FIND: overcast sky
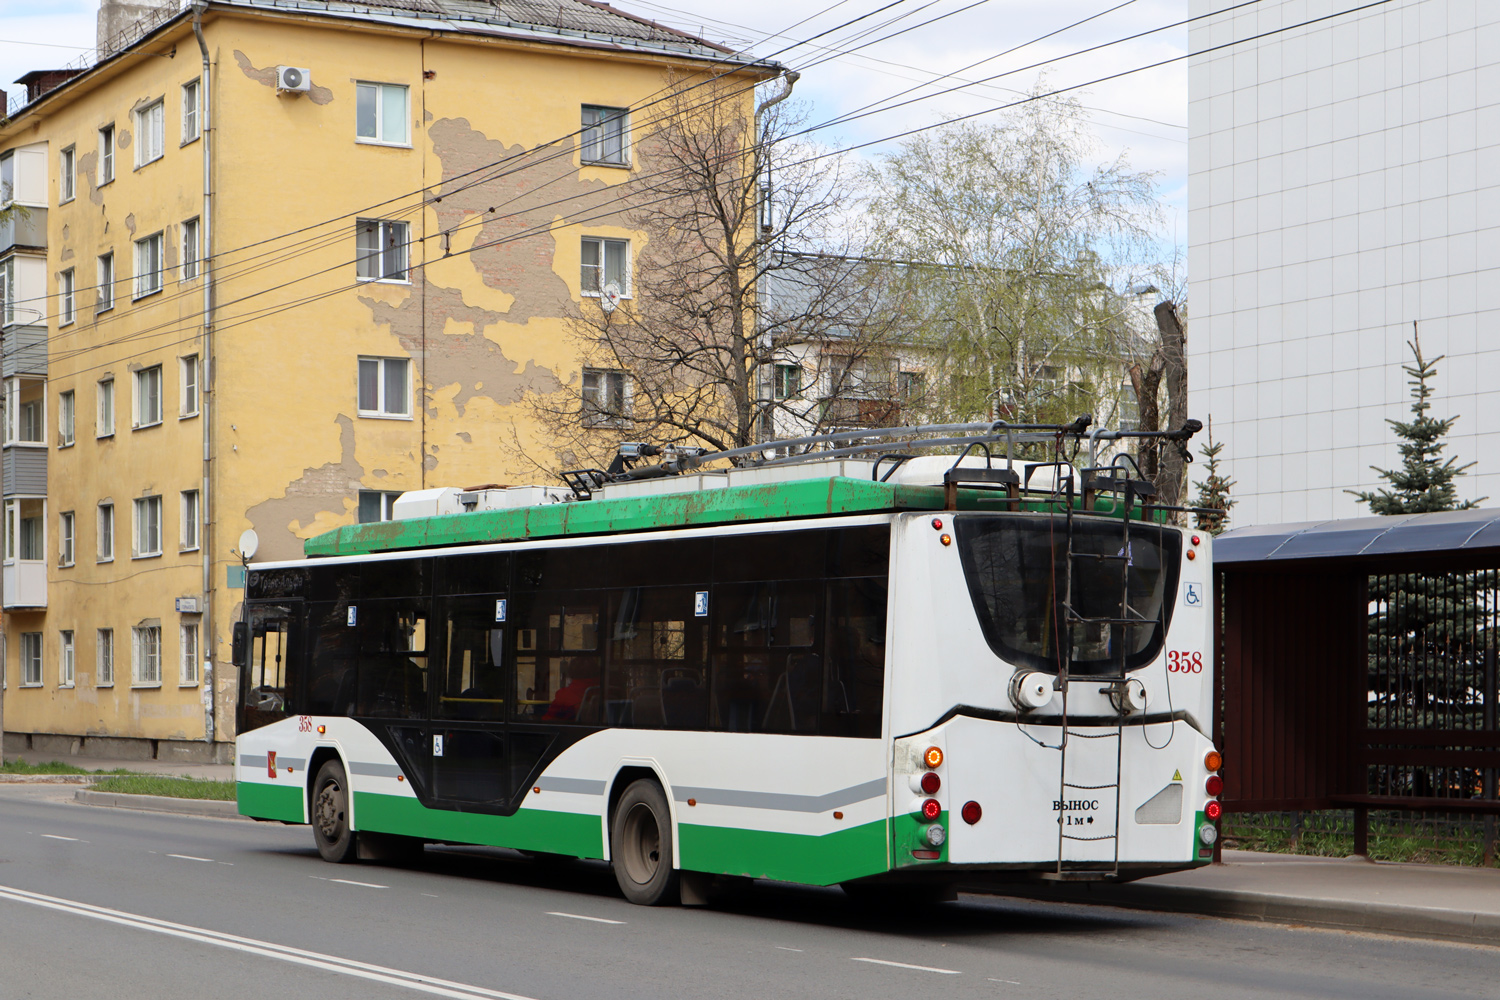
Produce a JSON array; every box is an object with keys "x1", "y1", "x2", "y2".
[{"x1": 0, "y1": 0, "x2": 1189, "y2": 244}]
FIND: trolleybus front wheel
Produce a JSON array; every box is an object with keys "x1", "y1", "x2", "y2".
[
  {"x1": 312, "y1": 760, "x2": 358, "y2": 864},
  {"x1": 610, "y1": 779, "x2": 679, "y2": 905}
]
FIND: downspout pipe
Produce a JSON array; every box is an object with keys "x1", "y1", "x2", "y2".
[{"x1": 192, "y1": 2, "x2": 215, "y2": 751}]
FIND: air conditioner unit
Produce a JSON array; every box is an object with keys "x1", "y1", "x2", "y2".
[{"x1": 276, "y1": 66, "x2": 311, "y2": 94}]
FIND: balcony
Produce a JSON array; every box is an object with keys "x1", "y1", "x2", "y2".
[
  {"x1": 2, "y1": 322, "x2": 46, "y2": 378},
  {"x1": 2, "y1": 495, "x2": 46, "y2": 609},
  {"x1": 0, "y1": 206, "x2": 46, "y2": 254},
  {"x1": 3, "y1": 558, "x2": 46, "y2": 609},
  {"x1": 2, "y1": 446, "x2": 45, "y2": 496},
  {"x1": 818, "y1": 396, "x2": 902, "y2": 430}
]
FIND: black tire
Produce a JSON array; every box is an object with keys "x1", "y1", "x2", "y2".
[
  {"x1": 610, "y1": 779, "x2": 679, "y2": 905},
  {"x1": 312, "y1": 760, "x2": 358, "y2": 864}
]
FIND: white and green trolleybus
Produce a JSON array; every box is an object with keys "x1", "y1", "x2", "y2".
[{"x1": 235, "y1": 421, "x2": 1224, "y2": 905}]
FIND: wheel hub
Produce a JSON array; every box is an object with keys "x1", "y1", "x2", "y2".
[
  {"x1": 315, "y1": 781, "x2": 344, "y2": 841},
  {"x1": 621, "y1": 802, "x2": 660, "y2": 885}
]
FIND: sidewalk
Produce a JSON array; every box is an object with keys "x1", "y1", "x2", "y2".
[
  {"x1": 2, "y1": 750, "x2": 234, "y2": 781},
  {"x1": 1003, "y1": 850, "x2": 1500, "y2": 946}
]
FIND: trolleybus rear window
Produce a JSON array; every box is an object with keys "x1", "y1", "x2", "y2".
[{"x1": 955, "y1": 515, "x2": 1180, "y2": 676}]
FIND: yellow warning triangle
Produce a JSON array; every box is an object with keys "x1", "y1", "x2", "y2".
[{"x1": 1172, "y1": 770, "x2": 1182, "y2": 782}]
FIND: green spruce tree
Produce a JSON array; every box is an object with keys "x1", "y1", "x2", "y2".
[
  {"x1": 1349, "y1": 330, "x2": 1483, "y2": 513},
  {"x1": 1190, "y1": 417, "x2": 1236, "y2": 535}
]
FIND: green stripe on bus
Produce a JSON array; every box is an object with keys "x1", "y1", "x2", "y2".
[
  {"x1": 352, "y1": 792, "x2": 604, "y2": 859},
  {"x1": 890, "y1": 809, "x2": 948, "y2": 867},
  {"x1": 676, "y1": 819, "x2": 887, "y2": 886},
  {"x1": 237, "y1": 781, "x2": 304, "y2": 823}
]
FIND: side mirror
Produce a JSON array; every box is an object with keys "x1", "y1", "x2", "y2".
[{"x1": 232, "y1": 621, "x2": 250, "y2": 668}]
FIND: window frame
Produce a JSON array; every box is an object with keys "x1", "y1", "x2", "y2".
[
  {"x1": 131, "y1": 625, "x2": 162, "y2": 687},
  {"x1": 132, "y1": 494, "x2": 162, "y2": 559},
  {"x1": 181, "y1": 217, "x2": 200, "y2": 282},
  {"x1": 179, "y1": 622, "x2": 199, "y2": 686},
  {"x1": 133, "y1": 364, "x2": 163, "y2": 429},
  {"x1": 357, "y1": 489, "x2": 402, "y2": 523},
  {"x1": 772, "y1": 363, "x2": 803, "y2": 400},
  {"x1": 59, "y1": 145, "x2": 76, "y2": 203},
  {"x1": 181, "y1": 79, "x2": 201, "y2": 145},
  {"x1": 179, "y1": 354, "x2": 199, "y2": 417},
  {"x1": 97, "y1": 377, "x2": 115, "y2": 438},
  {"x1": 134, "y1": 98, "x2": 165, "y2": 168},
  {"x1": 96, "y1": 628, "x2": 114, "y2": 687},
  {"x1": 98, "y1": 124, "x2": 115, "y2": 185},
  {"x1": 354, "y1": 81, "x2": 411, "y2": 147},
  {"x1": 580, "y1": 236, "x2": 630, "y2": 298},
  {"x1": 180, "y1": 489, "x2": 199, "y2": 551},
  {"x1": 133, "y1": 231, "x2": 164, "y2": 300},
  {"x1": 97, "y1": 501, "x2": 114, "y2": 562},
  {"x1": 97, "y1": 252, "x2": 114, "y2": 313},
  {"x1": 58, "y1": 510, "x2": 74, "y2": 567},
  {"x1": 58, "y1": 389, "x2": 75, "y2": 447},
  {"x1": 20, "y1": 631, "x2": 42, "y2": 687},
  {"x1": 354, "y1": 218, "x2": 410, "y2": 283},
  {"x1": 356, "y1": 355, "x2": 412, "y2": 419},
  {"x1": 580, "y1": 105, "x2": 629, "y2": 166},
  {"x1": 59, "y1": 267, "x2": 75, "y2": 326},
  {"x1": 581, "y1": 367, "x2": 629, "y2": 427},
  {"x1": 59, "y1": 630, "x2": 75, "y2": 688}
]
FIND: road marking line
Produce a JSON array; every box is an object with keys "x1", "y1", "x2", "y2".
[
  {"x1": 851, "y1": 957, "x2": 961, "y2": 975},
  {"x1": 217, "y1": 862, "x2": 235, "y2": 866},
  {"x1": 166, "y1": 854, "x2": 214, "y2": 863},
  {"x1": 421, "y1": 894, "x2": 440, "y2": 898},
  {"x1": 989, "y1": 979, "x2": 1022, "y2": 985},
  {"x1": 41, "y1": 835, "x2": 80, "y2": 842},
  {"x1": 546, "y1": 911, "x2": 624, "y2": 925},
  {"x1": 0, "y1": 883, "x2": 538, "y2": 1000},
  {"x1": 775, "y1": 946, "x2": 804, "y2": 952},
  {"x1": 329, "y1": 878, "x2": 388, "y2": 889}
]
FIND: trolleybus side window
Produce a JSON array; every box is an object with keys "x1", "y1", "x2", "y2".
[
  {"x1": 304, "y1": 600, "x2": 358, "y2": 716},
  {"x1": 606, "y1": 586, "x2": 706, "y2": 729},
  {"x1": 237, "y1": 602, "x2": 299, "y2": 733},
  {"x1": 824, "y1": 576, "x2": 887, "y2": 738},
  {"x1": 355, "y1": 597, "x2": 429, "y2": 718},
  {"x1": 435, "y1": 596, "x2": 507, "y2": 722},
  {"x1": 513, "y1": 596, "x2": 602, "y2": 723}
]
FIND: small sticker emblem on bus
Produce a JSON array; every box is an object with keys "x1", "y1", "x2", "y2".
[
  {"x1": 495, "y1": 599, "x2": 507, "y2": 622},
  {"x1": 433, "y1": 735, "x2": 444, "y2": 757},
  {"x1": 1183, "y1": 583, "x2": 1203, "y2": 607},
  {"x1": 347, "y1": 605, "x2": 358, "y2": 626},
  {"x1": 694, "y1": 591, "x2": 709, "y2": 617}
]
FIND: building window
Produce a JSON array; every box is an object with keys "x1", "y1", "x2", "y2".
[
  {"x1": 5, "y1": 378, "x2": 44, "y2": 445},
  {"x1": 97, "y1": 628, "x2": 114, "y2": 687},
  {"x1": 5, "y1": 499, "x2": 43, "y2": 563},
  {"x1": 181, "y1": 79, "x2": 200, "y2": 144},
  {"x1": 133, "y1": 495, "x2": 162, "y2": 558},
  {"x1": 1, "y1": 256, "x2": 13, "y2": 326},
  {"x1": 581, "y1": 368, "x2": 628, "y2": 426},
  {"x1": 357, "y1": 490, "x2": 401, "y2": 523},
  {"x1": 59, "y1": 631, "x2": 74, "y2": 687},
  {"x1": 357, "y1": 356, "x2": 410, "y2": 417},
  {"x1": 59, "y1": 268, "x2": 74, "y2": 325},
  {"x1": 131, "y1": 625, "x2": 161, "y2": 686},
  {"x1": 355, "y1": 82, "x2": 409, "y2": 145},
  {"x1": 181, "y1": 217, "x2": 199, "y2": 281},
  {"x1": 59, "y1": 511, "x2": 74, "y2": 567},
  {"x1": 20, "y1": 632, "x2": 42, "y2": 686},
  {"x1": 134, "y1": 232, "x2": 164, "y2": 299},
  {"x1": 60, "y1": 145, "x2": 75, "y2": 202},
  {"x1": 134, "y1": 365, "x2": 162, "y2": 428},
  {"x1": 355, "y1": 219, "x2": 409, "y2": 281},
  {"x1": 97, "y1": 502, "x2": 114, "y2": 562},
  {"x1": 59, "y1": 390, "x2": 75, "y2": 446},
  {"x1": 0, "y1": 150, "x2": 11, "y2": 205},
  {"x1": 581, "y1": 105, "x2": 628, "y2": 165},
  {"x1": 898, "y1": 370, "x2": 925, "y2": 402},
  {"x1": 772, "y1": 363, "x2": 802, "y2": 399},
  {"x1": 97, "y1": 252, "x2": 114, "y2": 312},
  {"x1": 179, "y1": 623, "x2": 199, "y2": 686},
  {"x1": 180, "y1": 489, "x2": 199, "y2": 550},
  {"x1": 580, "y1": 237, "x2": 628, "y2": 296},
  {"x1": 180, "y1": 355, "x2": 198, "y2": 417},
  {"x1": 97, "y1": 378, "x2": 115, "y2": 437},
  {"x1": 135, "y1": 99, "x2": 165, "y2": 167},
  {"x1": 99, "y1": 125, "x2": 114, "y2": 184}
]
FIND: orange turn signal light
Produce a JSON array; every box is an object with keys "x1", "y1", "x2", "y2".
[
  {"x1": 317, "y1": 725, "x2": 326, "y2": 734},
  {"x1": 1186, "y1": 550, "x2": 1197, "y2": 560},
  {"x1": 1205, "y1": 750, "x2": 1223, "y2": 772},
  {"x1": 940, "y1": 534, "x2": 952, "y2": 547},
  {"x1": 924, "y1": 746, "x2": 944, "y2": 769}
]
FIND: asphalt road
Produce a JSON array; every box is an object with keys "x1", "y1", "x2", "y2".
[{"x1": 1, "y1": 785, "x2": 1495, "y2": 1000}]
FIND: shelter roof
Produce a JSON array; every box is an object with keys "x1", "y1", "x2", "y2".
[{"x1": 1215, "y1": 508, "x2": 1500, "y2": 566}]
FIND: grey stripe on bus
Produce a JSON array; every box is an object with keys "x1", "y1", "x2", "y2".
[
  {"x1": 238, "y1": 754, "x2": 307, "y2": 771},
  {"x1": 535, "y1": 776, "x2": 607, "y2": 796},
  {"x1": 239, "y1": 754, "x2": 266, "y2": 769},
  {"x1": 349, "y1": 762, "x2": 404, "y2": 778},
  {"x1": 672, "y1": 778, "x2": 886, "y2": 813}
]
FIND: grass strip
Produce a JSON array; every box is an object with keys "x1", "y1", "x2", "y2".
[
  {"x1": 1, "y1": 759, "x2": 134, "y2": 776},
  {"x1": 88, "y1": 775, "x2": 237, "y2": 801}
]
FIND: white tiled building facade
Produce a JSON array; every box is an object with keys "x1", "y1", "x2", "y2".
[{"x1": 1188, "y1": 0, "x2": 1500, "y2": 525}]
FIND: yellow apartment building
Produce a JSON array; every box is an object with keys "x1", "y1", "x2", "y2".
[{"x1": 0, "y1": 0, "x2": 775, "y2": 761}]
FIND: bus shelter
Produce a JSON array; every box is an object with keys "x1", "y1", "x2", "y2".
[{"x1": 1213, "y1": 509, "x2": 1500, "y2": 861}]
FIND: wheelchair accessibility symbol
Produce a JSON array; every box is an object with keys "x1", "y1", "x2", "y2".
[{"x1": 1184, "y1": 582, "x2": 1203, "y2": 607}]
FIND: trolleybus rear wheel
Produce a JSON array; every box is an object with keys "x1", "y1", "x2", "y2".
[
  {"x1": 611, "y1": 779, "x2": 679, "y2": 905},
  {"x1": 312, "y1": 760, "x2": 358, "y2": 864}
]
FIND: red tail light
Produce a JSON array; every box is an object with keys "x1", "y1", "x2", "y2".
[
  {"x1": 1206, "y1": 774, "x2": 1224, "y2": 796},
  {"x1": 921, "y1": 798, "x2": 941, "y2": 821},
  {"x1": 1205, "y1": 800, "x2": 1223, "y2": 820},
  {"x1": 920, "y1": 772, "x2": 941, "y2": 794},
  {"x1": 961, "y1": 800, "x2": 982, "y2": 825}
]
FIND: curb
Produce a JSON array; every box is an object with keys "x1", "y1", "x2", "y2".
[
  {"x1": 74, "y1": 789, "x2": 245, "y2": 820},
  {"x1": 998, "y1": 882, "x2": 1500, "y2": 947}
]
